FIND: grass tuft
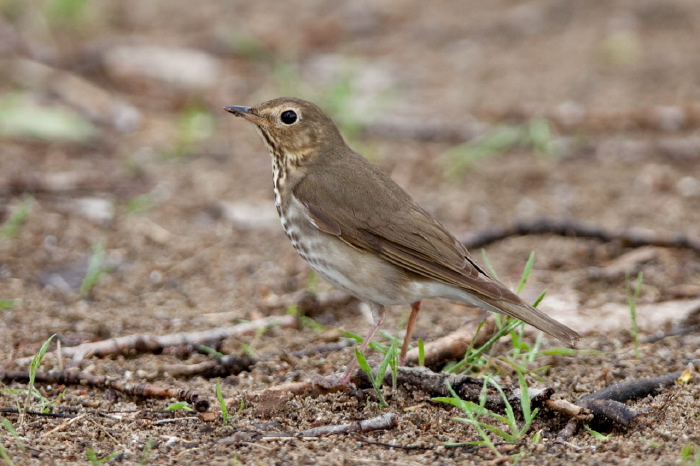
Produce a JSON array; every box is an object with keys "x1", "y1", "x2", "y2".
[
  {"x1": 0, "y1": 197, "x2": 32, "y2": 238},
  {"x1": 216, "y1": 379, "x2": 229, "y2": 425},
  {"x1": 22, "y1": 335, "x2": 56, "y2": 419},
  {"x1": 86, "y1": 448, "x2": 122, "y2": 466},
  {"x1": 434, "y1": 368, "x2": 539, "y2": 453},
  {"x1": 79, "y1": 240, "x2": 106, "y2": 297}
]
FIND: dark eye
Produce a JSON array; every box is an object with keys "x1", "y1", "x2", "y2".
[{"x1": 280, "y1": 110, "x2": 297, "y2": 125}]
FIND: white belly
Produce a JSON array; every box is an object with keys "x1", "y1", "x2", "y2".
[
  {"x1": 277, "y1": 194, "x2": 497, "y2": 311},
  {"x1": 279, "y1": 195, "x2": 417, "y2": 305}
]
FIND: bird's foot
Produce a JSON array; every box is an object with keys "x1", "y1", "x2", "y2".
[{"x1": 310, "y1": 372, "x2": 355, "y2": 392}]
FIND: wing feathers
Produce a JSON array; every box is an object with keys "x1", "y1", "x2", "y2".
[
  {"x1": 304, "y1": 201, "x2": 341, "y2": 235},
  {"x1": 292, "y1": 152, "x2": 579, "y2": 344}
]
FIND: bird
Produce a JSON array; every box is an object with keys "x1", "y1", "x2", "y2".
[{"x1": 225, "y1": 97, "x2": 579, "y2": 386}]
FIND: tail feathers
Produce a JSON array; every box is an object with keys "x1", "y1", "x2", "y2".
[{"x1": 479, "y1": 297, "x2": 580, "y2": 346}]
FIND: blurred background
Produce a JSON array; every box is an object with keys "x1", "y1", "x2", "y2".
[{"x1": 1, "y1": 0, "x2": 699, "y2": 350}]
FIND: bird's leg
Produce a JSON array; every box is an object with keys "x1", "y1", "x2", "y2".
[
  {"x1": 336, "y1": 304, "x2": 385, "y2": 386},
  {"x1": 399, "y1": 301, "x2": 421, "y2": 365},
  {"x1": 313, "y1": 304, "x2": 385, "y2": 389}
]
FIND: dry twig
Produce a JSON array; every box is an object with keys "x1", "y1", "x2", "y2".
[
  {"x1": 578, "y1": 371, "x2": 682, "y2": 403},
  {"x1": 14, "y1": 314, "x2": 297, "y2": 365},
  {"x1": 543, "y1": 399, "x2": 592, "y2": 423},
  {"x1": 460, "y1": 217, "x2": 700, "y2": 252},
  {"x1": 290, "y1": 340, "x2": 355, "y2": 359},
  {"x1": 0, "y1": 369, "x2": 210, "y2": 412},
  {"x1": 159, "y1": 354, "x2": 256, "y2": 378},
  {"x1": 261, "y1": 413, "x2": 397, "y2": 438},
  {"x1": 557, "y1": 370, "x2": 683, "y2": 440}
]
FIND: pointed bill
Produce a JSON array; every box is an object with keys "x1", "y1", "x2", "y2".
[{"x1": 224, "y1": 105, "x2": 269, "y2": 125}]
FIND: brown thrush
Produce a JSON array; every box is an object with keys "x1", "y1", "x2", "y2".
[{"x1": 225, "y1": 97, "x2": 579, "y2": 385}]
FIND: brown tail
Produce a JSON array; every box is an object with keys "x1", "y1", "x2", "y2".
[{"x1": 480, "y1": 297, "x2": 580, "y2": 345}]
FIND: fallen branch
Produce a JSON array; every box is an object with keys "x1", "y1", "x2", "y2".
[
  {"x1": 0, "y1": 369, "x2": 210, "y2": 412},
  {"x1": 557, "y1": 370, "x2": 684, "y2": 440},
  {"x1": 250, "y1": 352, "x2": 685, "y2": 442},
  {"x1": 543, "y1": 399, "x2": 593, "y2": 423},
  {"x1": 0, "y1": 407, "x2": 77, "y2": 418},
  {"x1": 643, "y1": 326, "x2": 700, "y2": 344},
  {"x1": 262, "y1": 413, "x2": 397, "y2": 438},
  {"x1": 159, "y1": 354, "x2": 256, "y2": 378},
  {"x1": 258, "y1": 368, "x2": 497, "y2": 405},
  {"x1": 575, "y1": 399, "x2": 637, "y2": 427},
  {"x1": 15, "y1": 314, "x2": 297, "y2": 365},
  {"x1": 579, "y1": 371, "x2": 682, "y2": 403},
  {"x1": 460, "y1": 217, "x2": 700, "y2": 252},
  {"x1": 262, "y1": 366, "x2": 566, "y2": 419},
  {"x1": 352, "y1": 435, "x2": 434, "y2": 450}
]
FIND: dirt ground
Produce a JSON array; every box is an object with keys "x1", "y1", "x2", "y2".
[{"x1": 1, "y1": 1, "x2": 700, "y2": 464}]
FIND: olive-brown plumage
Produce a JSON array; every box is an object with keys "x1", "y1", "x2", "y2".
[{"x1": 226, "y1": 97, "x2": 578, "y2": 384}]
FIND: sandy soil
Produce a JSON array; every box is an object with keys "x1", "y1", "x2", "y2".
[{"x1": 1, "y1": 1, "x2": 700, "y2": 464}]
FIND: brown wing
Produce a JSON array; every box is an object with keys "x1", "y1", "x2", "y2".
[
  {"x1": 295, "y1": 149, "x2": 579, "y2": 344},
  {"x1": 295, "y1": 148, "x2": 511, "y2": 302}
]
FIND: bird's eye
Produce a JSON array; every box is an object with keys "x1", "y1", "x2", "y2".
[{"x1": 280, "y1": 110, "x2": 298, "y2": 125}]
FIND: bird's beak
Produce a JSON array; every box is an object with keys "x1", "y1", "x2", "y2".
[{"x1": 224, "y1": 105, "x2": 269, "y2": 125}]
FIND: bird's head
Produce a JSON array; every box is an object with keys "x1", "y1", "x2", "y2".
[{"x1": 225, "y1": 97, "x2": 345, "y2": 167}]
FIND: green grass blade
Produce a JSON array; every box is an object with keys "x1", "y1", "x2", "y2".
[
  {"x1": 339, "y1": 329, "x2": 389, "y2": 352},
  {"x1": 355, "y1": 348, "x2": 387, "y2": 406},
  {"x1": 79, "y1": 240, "x2": 105, "y2": 297},
  {"x1": 165, "y1": 401, "x2": 193, "y2": 411},
  {"x1": 375, "y1": 340, "x2": 395, "y2": 390},
  {"x1": 417, "y1": 339, "x2": 425, "y2": 367},
  {"x1": 0, "y1": 418, "x2": 24, "y2": 452},
  {"x1": 354, "y1": 348, "x2": 372, "y2": 377},
  {"x1": 199, "y1": 345, "x2": 224, "y2": 359},
  {"x1": 0, "y1": 197, "x2": 32, "y2": 238},
  {"x1": 486, "y1": 377, "x2": 517, "y2": 432},
  {"x1": 478, "y1": 422, "x2": 517, "y2": 443},
  {"x1": 517, "y1": 370, "x2": 532, "y2": 421},
  {"x1": 0, "y1": 443, "x2": 11, "y2": 466},
  {"x1": 584, "y1": 424, "x2": 613, "y2": 441},
  {"x1": 449, "y1": 319, "x2": 519, "y2": 373},
  {"x1": 532, "y1": 289, "x2": 547, "y2": 307},
  {"x1": 25, "y1": 335, "x2": 56, "y2": 414},
  {"x1": 480, "y1": 249, "x2": 499, "y2": 279},
  {"x1": 215, "y1": 379, "x2": 228, "y2": 425},
  {"x1": 0, "y1": 299, "x2": 17, "y2": 310},
  {"x1": 517, "y1": 251, "x2": 536, "y2": 294},
  {"x1": 443, "y1": 382, "x2": 499, "y2": 455},
  {"x1": 138, "y1": 439, "x2": 156, "y2": 465}
]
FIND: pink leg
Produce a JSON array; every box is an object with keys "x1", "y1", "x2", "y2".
[
  {"x1": 314, "y1": 304, "x2": 386, "y2": 388},
  {"x1": 337, "y1": 304, "x2": 385, "y2": 386},
  {"x1": 400, "y1": 301, "x2": 421, "y2": 365}
]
